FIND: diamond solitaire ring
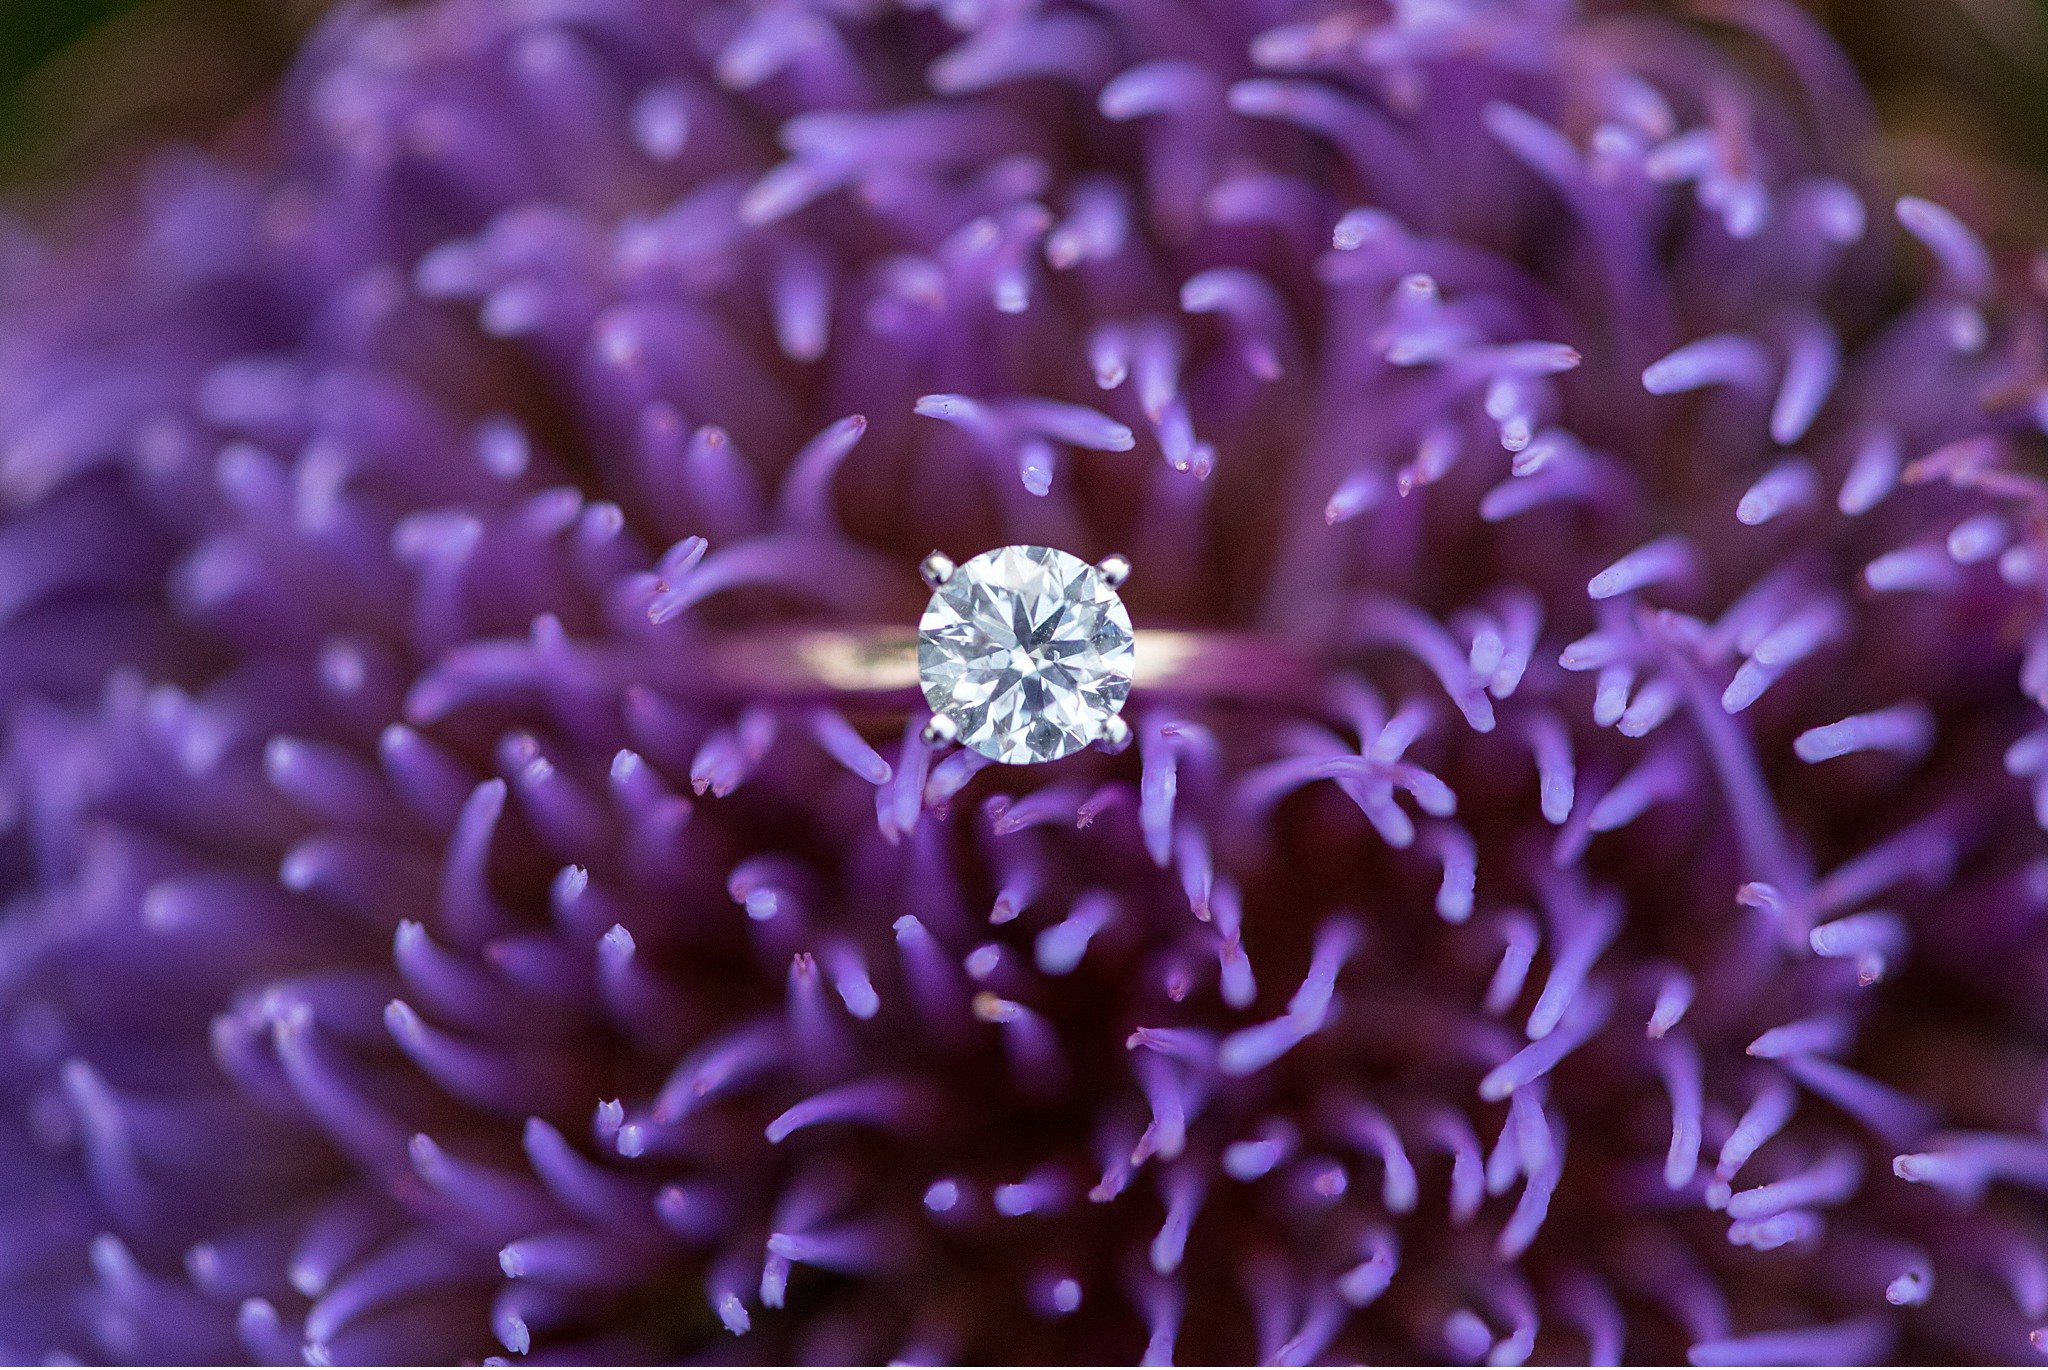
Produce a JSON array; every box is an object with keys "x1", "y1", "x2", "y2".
[{"x1": 688, "y1": 544, "x2": 1318, "y2": 766}]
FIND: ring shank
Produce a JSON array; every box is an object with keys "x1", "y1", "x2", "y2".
[{"x1": 688, "y1": 627, "x2": 1320, "y2": 708}]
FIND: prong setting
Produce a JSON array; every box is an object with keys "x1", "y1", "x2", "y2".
[
  {"x1": 1097, "y1": 713, "x2": 1132, "y2": 753},
  {"x1": 921, "y1": 713, "x2": 959, "y2": 747},
  {"x1": 1096, "y1": 553, "x2": 1132, "y2": 589},
  {"x1": 920, "y1": 551, "x2": 957, "y2": 589},
  {"x1": 917, "y1": 546, "x2": 1136, "y2": 765}
]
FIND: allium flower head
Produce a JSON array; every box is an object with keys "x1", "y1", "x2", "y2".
[{"x1": 5, "y1": 0, "x2": 2048, "y2": 1362}]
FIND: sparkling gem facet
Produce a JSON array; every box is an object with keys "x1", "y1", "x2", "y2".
[{"x1": 918, "y1": 545, "x2": 1136, "y2": 764}]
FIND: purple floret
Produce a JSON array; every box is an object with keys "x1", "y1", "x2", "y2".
[{"x1": 4, "y1": 0, "x2": 2048, "y2": 1361}]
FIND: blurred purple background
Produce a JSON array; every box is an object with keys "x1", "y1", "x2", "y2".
[{"x1": 7, "y1": 0, "x2": 2048, "y2": 194}]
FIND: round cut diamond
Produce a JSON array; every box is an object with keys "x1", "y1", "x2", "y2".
[{"x1": 918, "y1": 545, "x2": 1135, "y2": 764}]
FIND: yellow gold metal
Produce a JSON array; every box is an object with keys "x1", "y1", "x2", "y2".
[{"x1": 689, "y1": 626, "x2": 1316, "y2": 706}]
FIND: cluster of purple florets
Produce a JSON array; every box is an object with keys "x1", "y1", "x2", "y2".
[{"x1": 4, "y1": 0, "x2": 2048, "y2": 1362}]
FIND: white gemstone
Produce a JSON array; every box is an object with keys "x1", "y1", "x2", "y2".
[{"x1": 918, "y1": 545, "x2": 1135, "y2": 764}]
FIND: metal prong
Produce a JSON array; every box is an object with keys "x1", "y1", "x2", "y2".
[
  {"x1": 920, "y1": 551, "x2": 957, "y2": 589},
  {"x1": 921, "y1": 713, "x2": 959, "y2": 747},
  {"x1": 1096, "y1": 553, "x2": 1132, "y2": 589},
  {"x1": 1097, "y1": 713, "x2": 1132, "y2": 753}
]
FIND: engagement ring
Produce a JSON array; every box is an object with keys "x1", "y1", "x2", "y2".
[{"x1": 690, "y1": 544, "x2": 1319, "y2": 766}]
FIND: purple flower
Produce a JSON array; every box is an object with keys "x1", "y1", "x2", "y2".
[{"x1": 4, "y1": 0, "x2": 2048, "y2": 1361}]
